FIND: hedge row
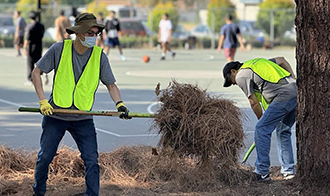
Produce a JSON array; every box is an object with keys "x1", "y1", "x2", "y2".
[{"x1": 0, "y1": 35, "x2": 295, "y2": 49}]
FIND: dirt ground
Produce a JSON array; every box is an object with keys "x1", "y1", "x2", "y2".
[
  {"x1": 0, "y1": 171, "x2": 301, "y2": 196},
  {"x1": 0, "y1": 170, "x2": 301, "y2": 196}
]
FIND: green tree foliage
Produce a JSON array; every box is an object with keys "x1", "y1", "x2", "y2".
[
  {"x1": 86, "y1": 1, "x2": 107, "y2": 17},
  {"x1": 207, "y1": 0, "x2": 235, "y2": 33},
  {"x1": 16, "y1": 0, "x2": 54, "y2": 28},
  {"x1": 147, "y1": 2, "x2": 179, "y2": 33},
  {"x1": 256, "y1": 0, "x2": 295, "y2": 38},
  {"x1": 137, "y1": 0, "x2": 161, "y2": 7},
  {"x1": 138, "y1": 0, "x2": 202, "y2": 8}
]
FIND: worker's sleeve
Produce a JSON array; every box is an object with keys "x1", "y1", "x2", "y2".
[
  {"x1": 236, "y1": 71, "x2": 256, "y2": 98},
  {"x1": 36, "y1": 42, "x2": 61, "y2": 73},
  {"x1": 100, "y1": 52, "x2": 116, "y2": 85}
]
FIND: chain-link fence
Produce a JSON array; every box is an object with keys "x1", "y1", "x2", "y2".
[{"x1": 0, "y1": 3, "x2": 295, "y2": 49}]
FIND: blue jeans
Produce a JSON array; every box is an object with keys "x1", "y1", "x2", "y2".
[
  {"x1": 254, "y1": 98, "x2": 296, "y2": 175},
  {"x1": 33, "y1": 116, "x2": 99, "y2": 196}
]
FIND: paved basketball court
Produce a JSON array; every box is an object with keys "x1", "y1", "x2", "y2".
[{"x1": 0, "y1": 47, "x2": 296, "y2": 166}]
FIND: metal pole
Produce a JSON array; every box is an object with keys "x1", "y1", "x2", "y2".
[
  {"x1": 37, "y1": 0, "x2": 41, "y2": 22},
  {"x1": 130, "y1": 0, "x2": 134, "y2": 18},
  {"x1": 149, "y1": 9, "x2": 153, "y2": 49},
  {"x1": 243, "y1": 4, "x2": 246, "y2": 21},
  {"x1": 270, "y1": 9, "x2": 274, "y2": 48},
  {"x1": 211, "y1": 9, "x2": 215, "y2": 49}
]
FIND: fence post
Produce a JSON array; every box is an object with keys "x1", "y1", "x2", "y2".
[
  {"x1": 270, "y1": 9, "x2": 274, "y2": 48},
  {"x1": 211, "y1": 9, "x2": 215, "y2": 49},
  {"x1": 149, "y1": 9, "x2": 153, "y2": 49}
]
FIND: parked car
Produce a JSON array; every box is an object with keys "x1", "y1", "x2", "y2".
[
  {"x1": 119, "y1": 18, "x2": 151, "y2": 37},
  {"x1": 238, "y1": 20, "x2": 264, "y2": 45},
  {"x1": 172, "y1": 24, "x2": 196, "y2": 49},
  {"x1": 0, "y1": 14, "x2": 15, "y2": 37},
  {"x1": 190, "y1": 24, "x2": 213, "y2": 38}
]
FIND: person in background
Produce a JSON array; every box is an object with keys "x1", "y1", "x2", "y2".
[
  {"x1": 217, "y1": 14, "x2": 244, "y2": 62},
  {"x1": 55, "y1": 10, "x2": 71, "y2": 42},
  {"x1": 96, "y1": 12, "x2": 105, "y2": 48},
  {"x1": 103, "y1": 11, "x2": 125, "y2": 61},
  {"x1": 14, "y1": 10, "x2": 26, "y2": 56},
  {"x1": 158, "y1": 13, "x2": 175, "y2": 60},
  {"x1": 23, "y1": 11, "x2": 44, "y2": 86}
]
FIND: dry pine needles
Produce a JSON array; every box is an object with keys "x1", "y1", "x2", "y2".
[{"x1": 153, "y1": 80, "x2": 244, "y2": 164}]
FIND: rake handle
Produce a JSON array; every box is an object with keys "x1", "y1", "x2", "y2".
[
  {"x1": 242, "y1": 142, "x2": 255, "y2": 164},
  {"x1": 18, "y1": 107, "x2": 155, "y2": 118}
]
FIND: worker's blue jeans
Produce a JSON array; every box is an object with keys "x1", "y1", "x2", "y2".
[
  {"x1": 254, "y1": 97, "x2": 296, "y2": 176},
  {"x1": 33, "y1": 116, "x2": 99, "y2": 196}
]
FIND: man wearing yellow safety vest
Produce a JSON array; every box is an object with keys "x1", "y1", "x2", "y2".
[
  {"x1": 222, "y1": 57, "x2": 297, "y2": 181},
  {"x1": 31, "y1": 13, "x2": 130, "y2": 196}
]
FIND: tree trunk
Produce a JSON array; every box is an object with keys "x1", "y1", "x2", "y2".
[{"x1": 295, "y1": 0, "x2": 330, "y2": 191}]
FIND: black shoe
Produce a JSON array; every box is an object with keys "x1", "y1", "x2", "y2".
[
  {"x1": 172, "y1": 52, "x2": 176, "y2": 59},
  {"x1": 160, "y1": 56, "x2": 165, "y2": 60},
  {"x1": 254, "y1": 173, "x2": 271, "y2": 181}
]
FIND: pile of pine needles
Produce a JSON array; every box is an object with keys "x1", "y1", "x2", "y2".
[{"x1": 153, "y1": 81, "x2": 244, "y2": 165}]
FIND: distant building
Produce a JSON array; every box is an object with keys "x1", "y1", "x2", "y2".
[{"x1": 231, "y1": 0, "x2": 263, "y2": 21}]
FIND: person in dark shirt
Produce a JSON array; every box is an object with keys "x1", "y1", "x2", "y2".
[
  {"x1": 103, "y1": 11, "x2": 125, "y2": 61},
  {"x1": 23, "y1": 11, "x2": 45, "y2": 86},
  {"x1": 217, "y1": 14, "x2": 244, "y2": 62}
]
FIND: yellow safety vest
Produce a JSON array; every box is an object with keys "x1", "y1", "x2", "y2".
[
  {"x1": 53, "y1": 40, "x2": 102, "y2": 111},
  {"x1": 240, "y1": 58, "x2": 291, "y2": 110}
]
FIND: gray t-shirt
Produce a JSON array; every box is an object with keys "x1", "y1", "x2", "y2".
[
  {"x1": 235, "y1": 58, "x2": 296, "y2": 104},
  {"x1": 15, "y1": 16, "x2": 26, "y2": 36},
  {"x1": 36, "y1": 42, "x2": 116, "y2": 121}
]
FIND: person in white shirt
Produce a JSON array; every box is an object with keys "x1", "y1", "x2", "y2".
[{"x1": 158, "y1": 13, "x2": 175, "y2": 60}]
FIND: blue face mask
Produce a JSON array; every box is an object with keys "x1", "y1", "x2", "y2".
[{"x1": 79, "y1": 36, "x2": 97, "y2": 48}]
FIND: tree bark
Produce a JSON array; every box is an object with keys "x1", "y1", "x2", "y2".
[{"x1": 295, "y1": 0, "x2": 330, "y2": 191}]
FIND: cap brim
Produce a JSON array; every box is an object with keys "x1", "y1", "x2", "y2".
[
  {"x1": 66, "y1": 23, "x2": 105, "y2": 35},
  {"x1": 223, "y1": 74, "x2": 232, "y2": 87}
]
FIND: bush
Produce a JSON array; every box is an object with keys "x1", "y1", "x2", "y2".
[
  {"x1": 207, "y1": 0, "x2": 236, "y2": 33},
  {"x1": 256, "y1": 0, "x2": 295, "y2": 39},
  {"x1": 0, "y1": 35, "x2": 56, "y2": 48},
  {"x1": 147, "y1": 2, "x2": 179, "y2": 33},
  {"x1": 119, "y1": 36, "x2": 150, "y2": 48},
  {"x1": 0, "y1": 35, "x2": 14, "y2": 48}
]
